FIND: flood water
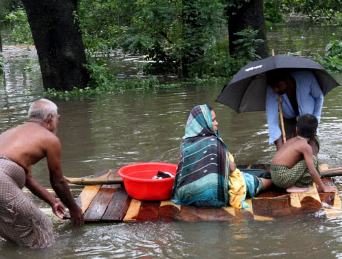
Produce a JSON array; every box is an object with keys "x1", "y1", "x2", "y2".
[{"x1": 1, "y1": 21, "x2": 342, "y2": 258}]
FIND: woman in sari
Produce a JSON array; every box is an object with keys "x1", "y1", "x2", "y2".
[{"x1": 171, "y1": 104, "x2": 272, "y2": 208}]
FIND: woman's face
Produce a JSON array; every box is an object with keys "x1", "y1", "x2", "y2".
[{"x1": 210, "y1": 110, "x2": 218, "y2": 134}]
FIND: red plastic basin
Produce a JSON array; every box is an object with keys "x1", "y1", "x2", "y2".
[{"x1": 118, "y1": 162, "x2": 177, "y2": 200}]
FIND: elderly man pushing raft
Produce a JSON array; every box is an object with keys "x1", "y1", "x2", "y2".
[{"x1": 0, "y1": 99, "x2": 84, "y2": 249}]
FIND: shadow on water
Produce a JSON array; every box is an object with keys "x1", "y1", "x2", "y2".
[{"x1": 1, "y1": 22, "x2": 342, "y2": 258}]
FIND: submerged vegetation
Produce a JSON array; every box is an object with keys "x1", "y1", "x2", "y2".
[{"x1": 44, "y1": 76, "x2": 227, "y2": 99}]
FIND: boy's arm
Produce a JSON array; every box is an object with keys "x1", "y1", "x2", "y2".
[{"x1": 303, "y1": 145, "x2": 337, "y2": 193}]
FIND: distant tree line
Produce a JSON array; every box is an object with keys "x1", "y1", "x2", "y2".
[{"x1": 1, "y1": 0, "x2": 342, "y2": 92}]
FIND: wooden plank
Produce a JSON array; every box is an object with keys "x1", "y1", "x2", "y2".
[
  {"x1": 160, "y1": 200, "x2": 180, "y2": 210},
  {"x1": 158, "y1": 200, "x2": 181, "y2": 222},
  {"x1": 256, "y1": 186, "x2": 286, "y2": 198},
  {"x1": 101, "y1": 187, "x2": 132, "y2": 222},
  {"x1": 297, "y1": 184, "x2": 322, "y2": 214},
  {"x1": 180, "y1": 206, "x2": 199, "y2": 222},
  {"x1": 222, "y1": 206, "x2": 236, "y2": 217},
  {"x1": 94, "y1": 168, "x2": 112, "y2": 178},
  {"x1": 83, "y1": 187, "x2": 117, "y2": 221},
  {"x1": 123, "y1": 199, "x2": 142, "y2": 222},
  {"x1": 76, "y1": 185, "x2": 101, "y2": 214},
  {"x1": 252, "y1": 195, "x2": 296, "y2": 217},
  {"x1": 234, "y1": 207, "x2": 254, "y2": 221},
  {"x1": 75, "y1": 169, "x2": 114, "y2": 215},
  {"x1": 102, "y1": 169, "x2": 122, "y2": 188},
  {"x1": 319, "y1": 178, "x2": 342, "y2": 218},
  {"x1": 244, "y1": 199, "x2": 274, "y2": 221},
  {"x1": 196, "y1": 207, "x2": 237, "y2": 221},
  {"x1": 290, "y1": 193, "x2": 302, "y2": 208},
  {"x1": 135, "y1": 201, "x2": 161, "y2": 222}
]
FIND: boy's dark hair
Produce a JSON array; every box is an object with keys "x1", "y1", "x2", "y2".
[{"x1": 297, "y1": 114, "x2": 318, "y2": 137}]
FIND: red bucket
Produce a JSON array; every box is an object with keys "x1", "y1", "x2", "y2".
[{"x1": 118, "y1": 162, "x2": 177, "y2": 200}]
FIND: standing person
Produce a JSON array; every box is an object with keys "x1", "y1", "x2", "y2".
[
  {"x1": 266, "y1": 69, "x2": 323, "y2": 156},
  {"x1": 271, "y1": 114, "x2": 337, "y2": 193},
  {"x1": 171, "y1": 104, "x2": 272, "y2": 208},
  {"x1": 0, "y1": 98, "x2": 84, "y2": 249}
]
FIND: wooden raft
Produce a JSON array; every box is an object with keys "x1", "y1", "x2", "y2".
[{"x1": 68, "y1": 168, "x2": 342, "y2": 223}]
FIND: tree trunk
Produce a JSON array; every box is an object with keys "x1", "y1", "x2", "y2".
[
  {"x1": 228, "y1": 0, "x2": 269, "y2": 59},
  {"x1": 0, "y1": 31, "x2": 2, "y2": 52},
  {"x1": 22, "y1": 0, "x2": 89, "y2": 91}
]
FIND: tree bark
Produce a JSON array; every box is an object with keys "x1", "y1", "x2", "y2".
[
  {"x1": 22, "y1": 0, "x2": 89, "y2": 91},
  {"x1": 228, "y1": 0, "x2": 269, "y2": 59}
]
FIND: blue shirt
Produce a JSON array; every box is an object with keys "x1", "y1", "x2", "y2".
[{"x1": 266, "y1": 70, "x2": 324, "y2": 144}]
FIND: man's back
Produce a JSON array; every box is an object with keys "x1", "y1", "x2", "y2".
[{"x1": 0, "y1": 122, "x2": 60, "y2": 172}]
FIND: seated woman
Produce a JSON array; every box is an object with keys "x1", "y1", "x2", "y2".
[{"x1": 171, "y1": 104, "x2": 272, "y2": 208}]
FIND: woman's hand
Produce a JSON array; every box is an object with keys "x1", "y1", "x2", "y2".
[{"x1": 230, "y1": 160, "x2": 237, "y2": 172}]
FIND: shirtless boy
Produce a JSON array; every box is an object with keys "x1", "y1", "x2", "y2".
[{"x1": 270, "y1": 113, "x2": 337, "y2": 193}]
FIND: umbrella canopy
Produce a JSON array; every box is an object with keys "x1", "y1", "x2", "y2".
[{"x1": 215, "y1": 54, "x2": 340, "y2": 113}]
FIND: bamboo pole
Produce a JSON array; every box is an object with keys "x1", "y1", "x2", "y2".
[
  {"x1": 278, "y1": 94, "x2": 287, "y2": 144},
  {"x1": 321, "y1": 167, "x2": 342, "y2": 177},
  {"x1": 62, "y1": 166, "x2": 342, "y2": 186},
  {"x1": 272, "y1": 49, "x2": 287, "y2": 144},
  {"x1": 64, "y1": 176, "x2": 124, "y2": 185}
]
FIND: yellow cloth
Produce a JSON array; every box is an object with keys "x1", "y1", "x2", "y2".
[{"x1": 228, "y1": 153, "x2": 247, "y2": 208}]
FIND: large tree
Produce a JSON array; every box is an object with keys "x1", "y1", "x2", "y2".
[
  {"x1": 228, "y1": 0, "x2": 269, "y2": 59},
  {"x1": 21, "y1": 0, "x2": 89, "y2": 91}
]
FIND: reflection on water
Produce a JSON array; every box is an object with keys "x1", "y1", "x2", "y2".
[
  {"x1": 1, "y1": 22, "x2": 342, "y2": 258},
  {"x1": 2, "y1": 219, "x2": 342, "y2": 259}
]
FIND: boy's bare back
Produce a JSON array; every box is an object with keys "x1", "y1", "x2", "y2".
[{"x1": 272, "y1": 136, "x2": 312, "y2": 168}]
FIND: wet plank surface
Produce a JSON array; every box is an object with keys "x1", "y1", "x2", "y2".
[{"x1": 66, "y1": 167, "x2": 342, "y2": 223}]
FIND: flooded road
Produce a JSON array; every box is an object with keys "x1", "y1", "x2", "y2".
[{"x1": 1, "y1": 22, "x2": 342, "y2": 258}]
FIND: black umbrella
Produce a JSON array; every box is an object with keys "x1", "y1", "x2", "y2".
[{"x1": 215, "y1": 54, "x2": 340, "y2": 113}]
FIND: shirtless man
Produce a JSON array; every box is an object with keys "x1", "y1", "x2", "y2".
[
  {"x1": 270, "y1": 113, "x2": 337, "y2": 193},
  {"x1": 0, "y1": 98, "x2": 84, "y2": 248}
]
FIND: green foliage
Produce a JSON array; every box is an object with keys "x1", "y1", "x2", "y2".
[
  {"x1": 232, "y1": 29, "x2": 263, "y2": 61},
  {"x1": 263, "y1": 0, "x2": 286, "y2": 23},
  {"x1": 283, "y1": 0, "x2": 342, "y2": 24},
  {"x1": 3, "y1": 1, "x2": 267, "y2": 99},
  {"x1": 77, "y1": 0, "x2": 128, "y2": 57},
  {"x1": 0, "y1": 0, "x2": 22, "y2": 20},
  {"x1": 78, "y1": 0, "x2": 227, "y2": 76},
  {"x1": 316, "y1": 40, "x2": 342, "y2": 73},
  {"x1": 4, "y1": 8, "x2": 33, "y2": 45},
  {"x1": 44, "y1": 76, "x2": 161, "y2": 99},
  {"x1": 43, "y1": 75, "x2": 228, "y2": 100},
  {"x1": 0, "y1": 54, "x2": 4, "y2": 75},
  {"x1": 188, "y1": 38, "x2": 245, "y2": 77}
]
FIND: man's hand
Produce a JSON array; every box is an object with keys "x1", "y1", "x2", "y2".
[
  {"x1": 69, "y1": 207, "x2": 84, "y2": 226},
  {"x1": 51, "y1": 200, "x2": 66, "y2": 219}
]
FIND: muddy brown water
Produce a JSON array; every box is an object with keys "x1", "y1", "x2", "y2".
[{"x1": 1, "y1": 22, "x2": 342, "y2": 258}]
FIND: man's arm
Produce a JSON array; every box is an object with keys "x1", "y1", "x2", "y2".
[
  {"x1": 310, "y1": 76, "x2": 324, "y2": 124},
  {"x1": 46, "y1": 137, "x2": 84, "y2": 226},
  {"x1": 274, "y1": 138, "x2": 283, "y2": 151},
  {"x1": 25, "y1": 166, "x2": 66, "y2": 219},
  {"x1": 266, "y1": 86, "x2": 282, "y2": 145}
]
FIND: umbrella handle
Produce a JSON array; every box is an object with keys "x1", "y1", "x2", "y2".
[{"x1": 278, "y1": 94, "x2": 287, "y2": 144}]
